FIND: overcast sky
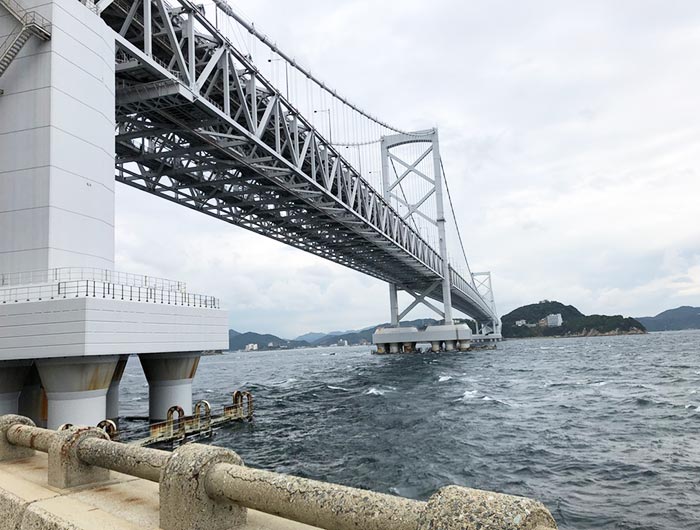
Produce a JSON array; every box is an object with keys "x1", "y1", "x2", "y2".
[{"x1": 115, "y1": 0, "x2": 700, "y2": 338}]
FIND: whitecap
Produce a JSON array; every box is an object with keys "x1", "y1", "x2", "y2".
[
  {"x1": 438, "y1": 376, "x2": 452, "y2": 382},
  {"x1": 365, "y1": 387, "x2": 385, "y2": 396},
  {"x1": 482, "y1": 396, "x2": 493, "y2": 401},
  {"x1": 328, "y1": 385, "x2": 350, "y2": 392},
  {"x1": 590, "y1": 381, "x2": 608, "y2": 387},
  {"x1": 461, "y1": 389, "x2": 479, "y2": 400}
]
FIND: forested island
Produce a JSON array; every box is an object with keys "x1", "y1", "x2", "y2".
[{"x1": 502, "y1": 300, "x2": 646, "y2": 339}]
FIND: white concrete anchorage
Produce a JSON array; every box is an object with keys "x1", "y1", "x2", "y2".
[{"x1": 0, "y1": 0, "x2": 227, "y2": 429}]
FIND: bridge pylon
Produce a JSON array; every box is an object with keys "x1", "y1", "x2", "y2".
[{"x1": 373, "y1": 129, "x2": 474, "y2": 353}]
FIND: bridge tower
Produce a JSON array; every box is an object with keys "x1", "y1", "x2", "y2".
[
  {"x1": 373, "y1": 129, "x2": 473, "y2": 353},
  {"x1": 0, "y1": 0, "x2": 227, "y2": 428}
]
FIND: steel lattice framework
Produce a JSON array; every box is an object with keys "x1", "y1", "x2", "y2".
[{"x1": 96, "y1": 0, "x2": 498, "y2": 324}]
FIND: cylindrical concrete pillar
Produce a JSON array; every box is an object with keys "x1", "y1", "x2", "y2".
[
  {"x1": 431, "y1": 341, "x2": 441, "y2": 352},
  {"x1": 18, "y1": 363, "x2": 48, "y2": 428},
  {"x1": 106, "y1": 355, "x2": 129, "y2": 422},
  {"x1": 389, "y1": 343, "x2": 400, "y2": 354},
  {"x1": 458, "y1": 340, "x2": 470, "y2": 352},
  {"x1": 36, "y1": 356, "x2": 118, "y2": 429},
  {"x1": 445, "y1": 340, "x2": 457, "y2": 352},
  {"x1": 0, "y1": 360, "x2": 32, "y2": 415},
  {"x1": 139, "y1": 352, "x2": 201, "y2": 421}
]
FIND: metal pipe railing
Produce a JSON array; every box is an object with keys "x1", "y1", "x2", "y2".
[
  {"x1": 0, "y1": 267, "x2": 187, "y2": 292},
  {"x1": 0, "y1": 279, "x2": 219, "y2": 308},
  {"x1": 204, "y1": 463, "x2": 426, "y2": 530}
]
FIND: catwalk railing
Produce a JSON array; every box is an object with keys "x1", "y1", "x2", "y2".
[
  {"x1": 0, "y1": 415, "x2": 558, "y2": 530},
  {"x1": 0, "y1": 267, "x2": 187, "y2": 291},
  {"x1": 0, "y1": 279, "x2": 218, "y2": 308}
]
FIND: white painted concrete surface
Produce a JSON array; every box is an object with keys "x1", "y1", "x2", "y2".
[
  {"x1": 0, "y1": 0, "x2": 116, "y2": 274},
  {"x1": 0, "y1": 297, "x2": 229, "y2": 360}
]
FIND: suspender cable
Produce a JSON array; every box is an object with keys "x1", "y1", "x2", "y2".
[{"x1": 440, "y1": 158, "x2": 475, "y2": 287}]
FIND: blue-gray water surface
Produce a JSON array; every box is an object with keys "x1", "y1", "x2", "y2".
[{"x1": 120, "y1": 330, "x2": 700, "y2": 530}]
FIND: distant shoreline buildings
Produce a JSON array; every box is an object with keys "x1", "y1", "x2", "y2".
[{"x1": 515, "y1": 313, "x2": 564, "y2": 328}]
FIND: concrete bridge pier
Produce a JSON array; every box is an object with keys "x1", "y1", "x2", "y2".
[
  {"x1": 35, "y1": 357, "x2": 118, "y2": 429},
  {"x1": 0, "y1": 361, "x2": 32, "y2": 415},
  {"x1": 17, "y1": 364, "x2": 47, "y2": 428},
  {"x1": 139, "y1": 352, "x2": 201, "y2": 421},
  {"x1": 106, "y1": 355, "x2": 129, "y2": 423}
]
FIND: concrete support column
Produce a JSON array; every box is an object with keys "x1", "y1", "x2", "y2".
[
  {"x1": 139, "y1": 352, "x2": 201, "y2": 422},
  {"x1": 0, "y1": 361, "x2": 32, "y2": 415},
  {"x1": 18, "y1": 363, "x2": 48, "y2": 428},
  {"x1": 106, "y1": 355, "x2": 129, "y2": 422},
  {"x1": 35, "y1": 356, "x2": 118, "y2": 429},
  {"x1": 389, "y1": 284, "x2": 399, "y2": 327}
]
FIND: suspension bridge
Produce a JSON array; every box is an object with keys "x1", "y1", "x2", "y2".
[{"x1": 0, "y1": 0, "x2": 500, "y2": 430}]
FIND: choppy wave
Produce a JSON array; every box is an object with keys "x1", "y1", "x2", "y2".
[{"x1": 118, "y1": 330, "x2": 700, "y2": 530}]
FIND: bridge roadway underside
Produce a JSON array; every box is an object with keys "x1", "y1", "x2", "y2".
[{"x1": 101, "y1": 1, "x2": 494, "y2": 323}]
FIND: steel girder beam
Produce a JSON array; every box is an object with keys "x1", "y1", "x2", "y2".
[{"x1": 99, "y1": 0, "x2": 497, "y2": 322}]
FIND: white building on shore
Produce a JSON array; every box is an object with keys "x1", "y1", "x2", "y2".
[{"x1": 546, "y1": 313, "x2": 564, "y2": 327}]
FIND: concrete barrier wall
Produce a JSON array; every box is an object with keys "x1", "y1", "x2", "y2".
[{"x1": 0, "y1": 415, "x2": 558, "y2": 530}]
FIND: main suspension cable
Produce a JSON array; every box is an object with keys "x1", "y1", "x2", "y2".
[{"x1": 212, "y1": 0, "x2": 429, "y2": 138}]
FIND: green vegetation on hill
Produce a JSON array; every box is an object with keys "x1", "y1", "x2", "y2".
[
  {"x1": 502, "y1": 300, "x2": 646, "y2": 338},
  {"x1": 503, "y1": 301, "x2": 583, "y2": 325},
  {"x1": 636, "y1": 306, "x2": 700, "y2": 331},
  {"x1": 228, "y1": 331, "x2": 309, "y2": 351}
]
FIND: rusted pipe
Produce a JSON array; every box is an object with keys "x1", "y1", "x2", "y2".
[
  {"x1": 76, "y1": 437, "x2": 170, "y2": 483},
  {"x1": 5, "y1": 424, "x2": 56, "y2": 453},
  {"x1": 204, "y1": 462, "x2": 426, "y2": 530}
]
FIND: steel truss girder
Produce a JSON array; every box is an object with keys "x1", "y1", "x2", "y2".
[{"x1": 100, "y1": 0, "x2": 497, "y2": 322}]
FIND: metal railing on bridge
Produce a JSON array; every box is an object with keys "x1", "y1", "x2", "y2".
[
  {"x1": 0, "y1": 279, "x2": 218, "y2": 308},
  {"x1": 0, "y1": 267, "x2": 187, "y2": 292},
  {"x1": 0, "y1": 0, "x2": 51, "y2": 81}
]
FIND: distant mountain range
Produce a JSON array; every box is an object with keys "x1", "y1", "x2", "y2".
[
  {"x1": 636, "y1": 306, "x2": 700, "y2": 331},
  {"x1": 228, "y1": 329, "x2": 309, "y2": 351},
  {"x1": 228, "y1": 318, "x2": 441, "y2": 351},
  {"x1": 501, "y1": 300, "x2": 646, "y2": 338},
  {"x1": 229, "y1": 303, "x2": 699, "y2": 350}
]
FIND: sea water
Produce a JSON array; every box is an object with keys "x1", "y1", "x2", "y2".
[{"x1": 120, "y1": 330, "x2": 700, "y2": 530}]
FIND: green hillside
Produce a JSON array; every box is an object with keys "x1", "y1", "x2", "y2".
[
  {"x1": 229, "y1": 332, "x2": 309, "y2": 351},
  {"x1": 502, "y1": 301, "x2": 646, "y2": 338}
]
